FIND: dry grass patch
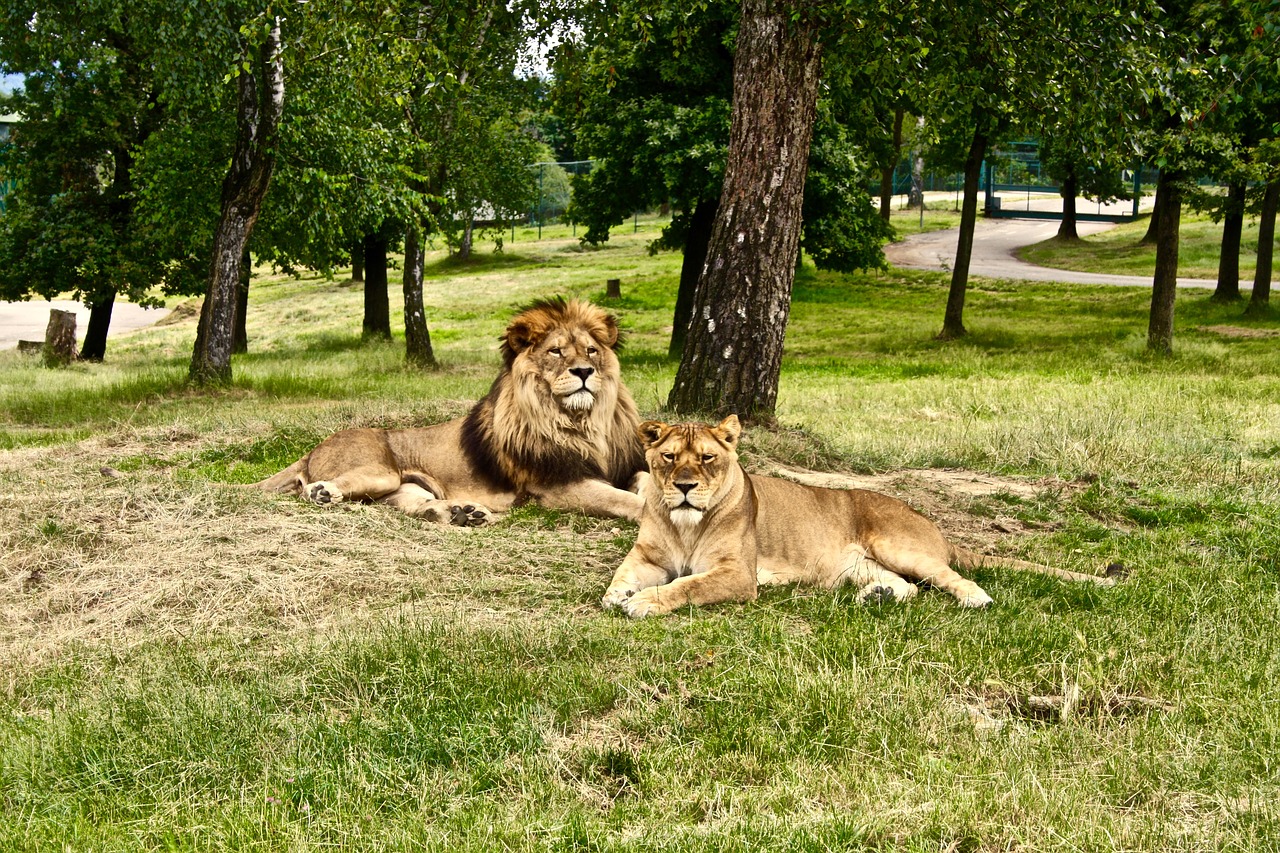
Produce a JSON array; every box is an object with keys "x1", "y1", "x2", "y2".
[{"x1": 0, "y1": 425, "x2": 634, "y2": 673}]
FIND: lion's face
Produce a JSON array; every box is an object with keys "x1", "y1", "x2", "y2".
[
  {"x1": 503, "y1": 299, "x2": 622, "y2": 414},
  {"x1": 639, "y1": 416, "x2": 742, "y2": 528}
]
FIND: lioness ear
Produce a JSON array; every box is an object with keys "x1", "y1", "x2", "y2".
[
  {"x1": 716, "y1": 414, "x2": 742, "y2": 448},
  {"x1": 637, "y1": 421, "x2": 668, "y2": 447}
]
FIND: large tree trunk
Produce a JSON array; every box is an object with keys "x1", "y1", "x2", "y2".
[
  {"x1": 189, "y1": 20, "x2": 283, "y2": 385},
  {"x1": 232, "y1": 247, "x2": 250, "y2": 354},
  {"x1": 878, "y1": 106, "x2": 905, "y2": 222},
  {"x1": 402, "y1": 222, "x2": 437, "y2": 368},
  {"x1": 1057, "y1": 174, "x2": 1080, "y2": 241},
  {"x1": 667, "y1": 0, "x2": 822, "y2": 420},
  {"x1": 1213, "y1": 181, "x2": 1247, "y2": 302},
  {"x1": 1245, "y1": 179, "x2": 1278, "y2": 317},
  {"x1": 78, "y1": 290, "x2": 115, "y2": 361},
  {"x1": 939, "y1": 125, "x2": 988, "y2": 340},
  {"x1": 1147, "y1": 169, "x2": 1182, "y2": 353},
  {"x1": 362, "y1": 230, "x2": 392, "y2": 341},
  {"x1": 668, "y1": 196, "x2": 719, "y2": 359}
]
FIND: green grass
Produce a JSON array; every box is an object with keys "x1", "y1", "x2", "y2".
[
  {"x1": 2, "y1": 219, "x2": 1280, "y2": 850},
  {"x1": 1017, "y1": 210, "x2": 1278, "y2": 280}
]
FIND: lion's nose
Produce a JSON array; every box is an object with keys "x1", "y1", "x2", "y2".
[
  {"x1": 570, "y1": 366, "x2": 594, "y2": 381},
  {"x1": 675, "y1": 482, "x2": 696, "y2": 495}
]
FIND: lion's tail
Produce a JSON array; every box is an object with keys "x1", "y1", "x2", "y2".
[
  {"x1": 950, "y1": 545, "x2": 1125, "y2": 587},
  {"x1": 250, "y1": 459, "x2": 306, "y2": 494}
]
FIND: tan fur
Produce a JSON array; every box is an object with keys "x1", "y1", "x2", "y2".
[
  {"x1": 254, "y1": 299, "x2": 647, "y2": 526},
  {"x1": 602, "y1": 416, "x2": 1116, "y2": 617}
]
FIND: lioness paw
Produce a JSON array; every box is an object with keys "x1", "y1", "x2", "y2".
[
  {"x1": 857, "y1": 584, "x2": 897, "y2": 606},
  {"x1": 600, "y1": 584, "x2": 636, "y2": 610},
  {"x1": 449, "y1": 504, "x2": 494, "y2": 527},
  {"x1": 621, "y1": 587, "x2": 671, "y2": 618},
  {"x1": 305, "y1": 481, "x2": 344, "y2": 505},
  {"x1": 957, "y1": 588, "x2": 994, "y2": 608}
]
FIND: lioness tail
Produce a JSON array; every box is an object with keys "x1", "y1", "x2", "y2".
[{"x1": 950, "y1": 545, "x2": 1122, "y2": 586}]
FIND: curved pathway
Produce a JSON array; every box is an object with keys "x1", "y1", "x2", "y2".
[
  {"x1": 0, "y1": 300, "x2": 170, "y2": 351},
  {"x1": 885, "y1": 218, "x2": 1218, "y2": 289}
]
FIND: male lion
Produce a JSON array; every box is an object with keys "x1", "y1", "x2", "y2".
[
  {"x1": 254, "y1": 298, "x2": 646, "y2": 525},
  {"x1": 602, "y1": 416, "x2": 1120, "y2": 617}
]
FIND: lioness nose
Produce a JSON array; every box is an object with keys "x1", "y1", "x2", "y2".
[
  {"x1": 570, "y1": 366, "x2": 594, "y2": 381},
  {"x1": 675, "y1": 482, "x2": 696, "y2": 495}
]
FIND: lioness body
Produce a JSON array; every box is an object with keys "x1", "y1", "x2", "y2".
[
  {"x1": 255, "y1": 299, "x2": 646, "y2": 525},
  {"x1": 603, "y1": 417, "x2": 1116, "y2": 617}
]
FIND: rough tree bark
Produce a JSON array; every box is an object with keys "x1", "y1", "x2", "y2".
[
  {"x1": 939, "y1": 125, "x2": 988, "y2": 340},
  {"x1": 668, "y1": 196, "x2": 719, "y2": 359},
  {"x1": 1147, "y1": 169, "x2": 1182, "y2": 353},
  {"x1": 667, "y1": 0, "x2": 822, "y2": 420},
  {"x1": 402, "y1": 222, "x2": 437, "y2": 368},
  {"x1": 189, "y1": 19, "x2": 283, "y2": 385},
  {"x1": 1057, "y1": 174, "x2": 1080, "y2": 241},
  {"x1": 1213, "y1": 181, "x2": 1246, "y2": 302},
  {"x1": 43, "y1": 309, "x2": 77, "y2": 367},
  {"x1": 362, "y1": 229, "x2": 392, "y2": 340},
  {"x1": 878, "y1": 106, "x2": 905, "y2": 222},
  {"x1": 1245, "y1": 179, "x2": 1278, "y2": 317},
  {"x1": 232, "y1": 247, "x2": 250, "y2": 354}
]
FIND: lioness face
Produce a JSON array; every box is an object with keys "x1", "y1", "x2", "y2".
[
  {"x1": 504, "y1": 300, "x2": 621, "y2": 414},
  {"x1": 639, "y1": 416, "x2": 742, "y2": 528}
]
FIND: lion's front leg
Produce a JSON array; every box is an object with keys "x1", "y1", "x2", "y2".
[
  {"x1": 535, "y1": 478, "x2": 645, "y2": 521},
  {"x1": 381, "y1": 484, "x2": 496, "y2": 527}
]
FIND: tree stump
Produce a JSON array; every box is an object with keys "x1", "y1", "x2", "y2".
[
  {"x1": 43, "y1": 309, "x2": 78, "y2": 367},
  {"x1": 605, "y1": 278, "x2": 621, "y2": 300},
  {"x1": 17, "y1": 340, "x2": 42, "y2": 354}
]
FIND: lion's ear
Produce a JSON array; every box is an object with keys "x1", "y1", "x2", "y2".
[
  {"x1": 504, "y1": 319, "x2": 538, "y2": 355},
  {"x1": 597, "y1": 313, "x2": 620, "y2": 348},
  {"x1": 638, "y1": 421, "x2": 668, "y2": 447},
  {"x1": 716, "y1": 414, "x2": 742, "y2": 448}
]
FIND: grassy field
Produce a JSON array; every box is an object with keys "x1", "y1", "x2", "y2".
[
  {"x1": 1017, "y1": 210, "x2": 1277, "y2": 281},
  {"x1": 2, "y1": 219, "x2": 1280, "y2": 851}
]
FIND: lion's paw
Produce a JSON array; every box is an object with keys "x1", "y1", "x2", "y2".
[
  {"x1": 449, "y1": 504, "x2": 494, "y2": 527},
  {"x1": 305, "y1": 481, "x2": 344, "y2": 505},
  {"x1": 621, "y1": 587, "x2": 671, "y2": 619}
]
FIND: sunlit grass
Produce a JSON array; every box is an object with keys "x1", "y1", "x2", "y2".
[
  {"x1": 2, "y1": 219, "x2": 1280, "y2": 850},
  {"x1": 1017, "y1": 210, "x2": 1277, "y2": 280}
]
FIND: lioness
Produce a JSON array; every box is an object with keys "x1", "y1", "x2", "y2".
[
  {"x1": 602, "y1": 416, "x2": 1119, "y2": 617},
  {"x1": 255, "y1": 298, "x2": 646, "y2": 525}
]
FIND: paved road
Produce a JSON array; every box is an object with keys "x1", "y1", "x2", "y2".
[
  {"x1": 885, "y1": 218, "x2": 1220, "y2": 290},
  {"x1": 0, "y1": 300, "x2": 171, "y2": 351}
]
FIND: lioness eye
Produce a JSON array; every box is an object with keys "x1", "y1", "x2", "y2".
[
  {"x1": 701, "y1": 454, "x2": 716, "y2": 463},
  {"x1": 661, "y1": 452, "x2": 675, "y2": 462}
]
